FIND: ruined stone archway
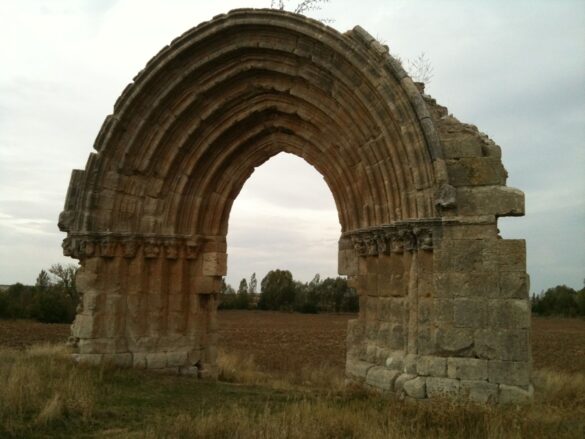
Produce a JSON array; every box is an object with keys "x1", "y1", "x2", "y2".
[{"x1": 59, "y1": 9, "x2": 532, "y2": 403}]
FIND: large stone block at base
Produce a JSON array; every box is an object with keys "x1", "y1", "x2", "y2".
[
  {"x1": 346, "y1": 359, "x2": 374, "y2": 381},
  {"x1": 488, "y1": 360, "x2": 531, "y2": 387},
  {"x1": 460, "y1": 380, "x2": 498, "y2": 403},
  {"x1": 426, "y1": 377, "x2": 460, "y2": 399},
  {"x1": 366, "y1": 366, "x2": 400, "y2": 391},
  {"x1": 499, "y1": 384, "x2": 534, "y2": 404}
]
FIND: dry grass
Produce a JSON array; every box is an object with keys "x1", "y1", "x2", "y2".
[
  {"x1": 217, "y1": 348, "x2": 345, "y2": 392},
  {"x1": 0, "y1": 344, "x2": 583, "y2": 438},
  {"x1": 144, "y1": 367, "x2": 585, "y2": 439},
  {"x1": 0, "y1": 314, "x2": 584, "y2": 437},
  {"x1": 0, "y1": 344, "x2": 96, "y2": 436}
]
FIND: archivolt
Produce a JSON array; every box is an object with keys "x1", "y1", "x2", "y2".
[{"x1": 59, "y1": 9, "x2": 446, "y2": 239}]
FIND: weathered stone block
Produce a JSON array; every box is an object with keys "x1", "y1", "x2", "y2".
[
  {"x1": 74, "y1": 353, "x2": 103, "y2": 366},
  {"x1": 403, "y1": 354, "x2": 418, "y2": 374},
  {"x1": 133, "y1": 353, "x2": 147, "y2": 369},
  {"x1": 167, "y1": 351, "x2": 188, "y2": 367},
  {"x1": 202, "y1": 252, "x2": 227, "y2": 276},
  {"x1": 434, "y1": 240, "x2": 485, "y2": 273},
  {"x1": 82, "y1": 292, "x2": 103, "y2": 313},
  {"x1": 426, "y1": 377, "x2": 460, "y2": 398},
  {"x1": 388, "y1": 324, "x2": 405, "y2": 350},
  {"x1": 460, "y1": 380, "x2": 498, "y2": 403},
  {"x1": 488, "y1": 299, "x2": 530, "y2": 329},
  {"x1": 441, "y1": 224, "x2": 498, "y2": 240},
  {"x1": 103, "y1": 353, "x2": 132, "y2": 367},
  {"x1": 394, "y1": 373, "x2": 416, "y2": 393},
  {"x1": 433, "y1": 299, "x2": 454, "y2": 323},
  {"x1": 366, "y1": 274, "x2": 379, "y2": 296},
  {"x1": 418, "y1": 299, "x2": 432, "y2": 325},
  {"x1": 146, "y1": 352, "x2": 168, "y2": 369},
  {"x1": 72, "y1": 314, "x2": 96, "y2": 339},
  {"x1": 417, "y1": 356, "x2": 447, "y2": 377},
  {"x1": 446, "y1": 157, "x2": 507, "y2": 186},
  {"x1": 499, "y1": 384, "x2": 534, "y2": 404},
  {"x1": 78, "y1": 337, "x2": 127, "y2": 354},
  {"x1": 436, "y1": 327, "x2": 474, "y2": 354},
  {"x1": 76, "y1": 268, "x2": 98, "y2": 292},
  {"x1": 488, "y1": 360, "x2": 531, "y2": 386},
  {"x1": 366, "y1": 298, "x2": 379, "y2": 320},
  {"x1": 497, "y1": 240, "x2": 526, "y2": 272},
  {"x1": 417, "y1": 327, "x2": 435, "y2": 355},
  {"x1": 366, "y1": 366, "x2": 400, "y2": 391},
  {"x1": 191, "y1": 276, "x2": 221, "y2": 294},
  {"x1": 499, "y1": 272, "x2": 529, "y2": 299},
  {"x1": 346, "y1": 319, "x2": 364, "y2": 346},
  {"x1": 338, "y1": 248, "x2": 358, "y2": 275},
  {"x1": 346, "y1": 359, "x2": 374, "y2": 380},
  {"x1": 474, "y1": 329, "x2": 530, "y2": 361},
  {"x1": 449, "y1": 272, "x2": 499, "y2": 298},
  {"x1": 385, "y1": 351, "x2": 405, "y2": 371},
  {"x1": 454, "y1": 298, "x2": 487, "y2": 328},
  {"x1": 404, "y1": 377, "x2": 427, "y2": 399},
  {"x1": 388, "y1": 298, "x2": 405, "y2": 321},
  {"x1": 456, "y1": 186, "x2": 524, "y2": 217},
  {"x1": 440, "y1": 132, "x2": 483, "y2": 159},
  {"x1": 447, "y1": 357, "x2": 488, "y2": 380},
  {"x1": 365, "y1": 343, "x2": 377, "y2": 363}
]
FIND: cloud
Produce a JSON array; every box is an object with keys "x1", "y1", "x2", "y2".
[{"x1": 0, "y1": 0, "x2": 583, "y2": 293}]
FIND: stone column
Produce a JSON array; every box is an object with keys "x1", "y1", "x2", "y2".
[
  {"x1": 340, "y1": 219, "x2": 532, "y2": 403},
  {"x1": 67, "y1": 233, "x2": 226, "y2": 377}
]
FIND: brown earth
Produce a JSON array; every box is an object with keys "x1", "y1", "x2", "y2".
[{"x1": 0, "y1": 313, "x2": 583, "y2": 374}]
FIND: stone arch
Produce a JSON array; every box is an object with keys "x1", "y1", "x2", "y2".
[{"x1": 60, "y1": 9, "x2": 532, "y2": 403}]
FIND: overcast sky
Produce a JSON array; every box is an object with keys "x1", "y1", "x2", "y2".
[{"x1": 0, "y1": 0, "x2": 583, "y2": 293}]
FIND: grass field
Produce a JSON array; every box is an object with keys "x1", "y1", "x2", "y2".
[{"x1": 0, "y1": 312, "x2": 584, "y2": 438}]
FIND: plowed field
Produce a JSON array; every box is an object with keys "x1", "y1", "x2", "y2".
[{"x1": 1, "y1": 312, "x2": 583, "y2": 374}]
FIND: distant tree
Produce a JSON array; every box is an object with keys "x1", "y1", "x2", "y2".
[
  {"x1": 35, "y1": 270, "x2": 51, "y2": 290},
  {"x1": 259, "y1": 269, "x2": 296, "y2": 311},
  {"x1": 236, "y1": 278, "x2": 250, "y2": 309},
  {"x1": 218, "y1": 278, "x2": 238, "y2": 309},
  {"x1": 238, "y1": 278, "x2": 248, "y2": 295},
  {"x1": 249, "y1": 273, "x2": 258, "y2": 295},
  {"x1": 532, "y1": 285, "x2": 579, "y2": 317},
  {"x1": 0, "y1": 290, "x2": 8, "y2": 318},
  {"x1": 5, "y1": 282, "x2": 35, "y2": 319},
  {"x1": 48, "y1": 263, "x2": 78, "y2": 303}
]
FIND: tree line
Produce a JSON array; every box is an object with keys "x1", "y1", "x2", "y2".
[
  {"x1": 2, "y1": 264, "x2": 583, "y2": 322},
  {"x1": 0, "y1": 264, "x2": 78, "y2": 323},
  {"x1": 531, "y1": 283, "x2": 585, "y2": 317},
  {"x1": 219, "y1": 269, "x2": 359, "y2": 313}
]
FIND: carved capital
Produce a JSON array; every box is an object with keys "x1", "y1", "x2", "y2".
[
  {"x1": 185, "y1": 238, "x2": 203, "y2": 260},
  {"x1": 62, "y1": 237, "x2": 79, "y2": 258},
  {"x1": 352, "y1": 236, "x2": 367, "y2": 257},
  {"x1": 143, "y1": 240, "x2": 160, "y2": 259},
  {"x1": 100, "y1": 239, "x2": 117, "y2": 258},
  {"x1": 364, "y1": 235, "x2": 378, "y2": 256},
  {"x1": 80, "y1": 240, "x2": 96, "y2": 257},
  {"x1": 164, "y1": 240, "x2": 179, "y2": 259},
  {"x1": 122, "y1": 239, "x2": 139, "y2": 258},
  {"x1": 344, "y1": 220, "x2": 438, "y2": 257},
  {"x1": 414, "y1": 227, "x2": 433, "y2": 251}
]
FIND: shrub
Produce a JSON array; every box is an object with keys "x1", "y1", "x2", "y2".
[{"x1": 30, "y1": 290, "x2": 76, "y2": 324}]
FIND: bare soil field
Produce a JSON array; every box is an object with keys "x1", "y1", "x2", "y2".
[{"x1": 1, "y1": 312, "x2": 584, "y2": 374}]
